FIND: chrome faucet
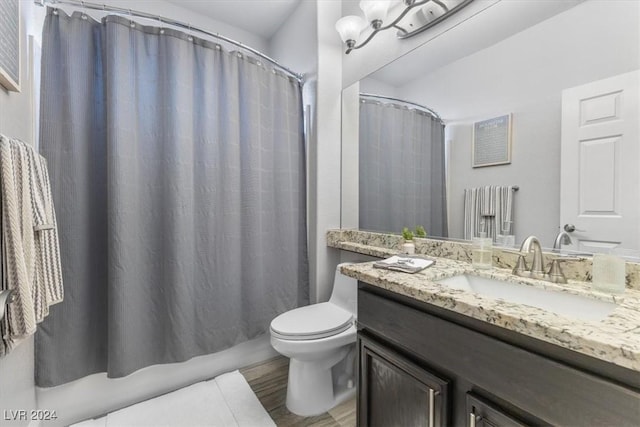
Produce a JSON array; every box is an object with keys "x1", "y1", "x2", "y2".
[
  {"x1": 516, "y1": 235, "x2": 547, "y2": 279},
  {"x1": 553, "y1": 231, "x2": 572, "y2": 251},
  {"x1": 511, "y1": 235, "x2": 576, "y2": 284}
]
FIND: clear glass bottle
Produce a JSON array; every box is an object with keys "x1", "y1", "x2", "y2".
[
  {"x1": 472, "y1": 232, "x2": 493, "y2": 269},
  {"x1": 592, "y1": 252, "x2": 626, "y2": 294}
]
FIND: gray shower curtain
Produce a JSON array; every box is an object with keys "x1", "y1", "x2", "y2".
[
  {"x1": 36, "y1": 9, "x2": 308, "y2": 387},
  {"x1": 359, "y1": 99, "x2": 447, "y2": 236}
]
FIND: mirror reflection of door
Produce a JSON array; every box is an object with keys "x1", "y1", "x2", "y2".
[{"x1": 560, "y1": 70, "x2": 640, "y2": 253}]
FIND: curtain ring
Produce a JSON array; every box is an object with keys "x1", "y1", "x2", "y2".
[
  {"x1": 159, "y1": 16, "x2": 165, "y2": 34},
  {"x1": 129, "y1": 9, "x2": 135, "y2": 28},
  {"x1": 187, "y1": 24, "x2": 193, "y2": 42},
  {"x1": 81, "y1": 1, "x2": 88, "y2": 20}
]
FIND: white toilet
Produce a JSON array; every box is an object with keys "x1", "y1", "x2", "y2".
[{"x1": 270, "y1": 263, "x2": 357, "y2": 416}]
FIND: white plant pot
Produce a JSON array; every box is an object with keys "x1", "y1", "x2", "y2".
[{"x1": 402, "y1": 241, "x2": 415, "y2": 255}]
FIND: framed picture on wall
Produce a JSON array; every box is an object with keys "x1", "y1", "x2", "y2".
[
  {"x1": 0, "y1": 0, "x2": 21, "y2": 92},
  {"x1": 472, "y1": 114, "x2": 512, "y2": 167}
]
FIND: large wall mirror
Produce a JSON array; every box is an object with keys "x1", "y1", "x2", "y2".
[{"x1": 341, "y1": 0, "x2": 640, "y2": 254}]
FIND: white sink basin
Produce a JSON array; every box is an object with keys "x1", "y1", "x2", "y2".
[{"x1": 435, "y1": 274, "x2": 616, "y2": 322}]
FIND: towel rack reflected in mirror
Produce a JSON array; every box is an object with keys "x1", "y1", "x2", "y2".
[{"x1": 0, "y1": 289, "x2": 14, "y2": 322}]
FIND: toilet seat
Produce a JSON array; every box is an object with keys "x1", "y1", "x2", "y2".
[{"x1": 270, "y1": 302, "x2": 354, "y2": 341}]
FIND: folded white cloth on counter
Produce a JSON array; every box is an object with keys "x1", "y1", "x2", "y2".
[{"x1": 373, "y1": 256, "x2": 435, "y2": 274}]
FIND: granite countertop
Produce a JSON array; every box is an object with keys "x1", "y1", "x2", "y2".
[{"x1": 341, "y1": 257, "x2": 640, "y2": 372}]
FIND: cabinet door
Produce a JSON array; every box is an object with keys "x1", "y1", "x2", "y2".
[
  {"x1": 466, "y1": 393, "x2": 528, "y2": 427},
  {"x1": 359, "y1": 335, "x2": 449, "y2": 427}
]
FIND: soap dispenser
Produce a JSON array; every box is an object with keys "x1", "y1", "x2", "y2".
[{"x1": 472, "y1": 224, "x2": 493, "y2": 269}]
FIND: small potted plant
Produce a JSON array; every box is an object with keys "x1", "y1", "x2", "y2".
[
  {"x1": 415, "y1": 225, "x2": 427, "y2": 239},
  {"x1": 401, "y1": 227, "x2": 415, "y2": 254}
]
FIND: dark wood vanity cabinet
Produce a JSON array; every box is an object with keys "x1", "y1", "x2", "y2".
[{"x1": 357, "y1": 283, "x2": 640, "y2": 427}]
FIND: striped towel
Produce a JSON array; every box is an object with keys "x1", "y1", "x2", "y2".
[
  {"x1": 0, "y1": 135, "x2": 63, "y2": 356},
  {"x1": 464, "y1": 185, "x2": 516, "y2": 241},
  {"x1": 480, "y1": 186, "x2": 495, "y2": 216}
]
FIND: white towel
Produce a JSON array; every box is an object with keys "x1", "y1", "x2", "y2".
[
  {"x1": 72, "y1": 371, "x2": 276, "y2": 427},
  {"x1": 0, "y1": 135, "x2": 63, "y2": 356}
]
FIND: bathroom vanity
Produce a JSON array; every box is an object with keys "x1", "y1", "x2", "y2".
[{"x1": 339, "y1": 257, "x2": 640, "y2": 426}]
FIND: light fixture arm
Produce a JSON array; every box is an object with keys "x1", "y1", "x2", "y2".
[
  {"x1": 339, "y1": 0, "x2": 474, "y2": 54},
  {"x1": 345, "y1": 0, "x2": 431, "y2": 54}
]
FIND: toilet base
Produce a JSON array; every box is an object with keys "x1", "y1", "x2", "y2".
[{"x1": 285, "y1": 346, "x2": 356, "y2": 416}]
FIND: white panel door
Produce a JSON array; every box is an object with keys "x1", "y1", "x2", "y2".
[{"x1": 560, "y1": 70, "x2": 640, "y2": 252}]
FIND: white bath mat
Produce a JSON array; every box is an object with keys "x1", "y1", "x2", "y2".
[{"x1": 72, "y1": 370, "x2": 275, "y2": 427}]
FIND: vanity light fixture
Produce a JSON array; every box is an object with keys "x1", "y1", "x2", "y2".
[{"x1": 336, "y1": 0, "x2": 474, "y2": 54}]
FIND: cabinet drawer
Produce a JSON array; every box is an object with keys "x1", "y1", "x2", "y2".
[{"x1": 358, "y1": 288, "x2": 640, "y2": 426}]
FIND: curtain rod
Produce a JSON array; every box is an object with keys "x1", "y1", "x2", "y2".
[
  {"x1": 360, "y1": 92, "x2": 443, "y2": 121},
  {"x1": 34, "y1": 0, "x2": 304, "y2": 83}
]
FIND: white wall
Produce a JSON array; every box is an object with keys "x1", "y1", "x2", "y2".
[
  {"x1": 359, "y1": 77, "x2": 399, "y2": 98},
  {"x1": 396, "y1": 0, "x2": 639, "y2": 247},
  {"x1": 268, "y1": 0, "x2": 317, "y2": 78},
  {"x1": 310, "y1": 1, "x2": 344, "y2": 303},
  {"x1": 341, "y1": 82, "x2": 360, "y2": 229},
  {"x1": 0, "y1": 1, "x2": 46, "y2": 425}
]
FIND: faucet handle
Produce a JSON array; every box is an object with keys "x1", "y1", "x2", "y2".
[
  {"x1": 547, "y1": 257, "x2": 579, "y2": 284},
  {"x1": 503, "y1": 250, "x2": 529, "y2": 276},
  {"x1": 513, "y1": 254, "x2": 529, "y2": 276}
]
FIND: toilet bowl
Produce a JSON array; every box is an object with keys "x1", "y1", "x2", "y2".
[{"x1": 270, "y1": 263, "x2": 357, "y2": 416}]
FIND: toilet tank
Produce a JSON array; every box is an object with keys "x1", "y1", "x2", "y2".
[{"x1": 329, "y1": 263, "x2": 358, "y2": 316}]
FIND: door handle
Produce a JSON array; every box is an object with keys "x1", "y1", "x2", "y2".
[{"x1": 564, "y1": 224, "x2": 585, "y2": 233}]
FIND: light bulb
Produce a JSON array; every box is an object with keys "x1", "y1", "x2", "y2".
[
  {"x1": 359, "y1": 0, "x2": 391, "y2": 27},
  {"x1": 335, "y1": 15, "x2": 366, "y2": 46}
]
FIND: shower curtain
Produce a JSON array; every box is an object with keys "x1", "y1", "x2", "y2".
[
  {"x1": 359, "y1": 99, "x2": 447, "y2": 236},
  {"x1": 36, "y1": 9, "x2": 308, "y2": 387}
]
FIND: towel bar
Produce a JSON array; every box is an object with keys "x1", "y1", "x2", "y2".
[{"x1": 0, "y1": 289, "x2": 14, "y2": 322}]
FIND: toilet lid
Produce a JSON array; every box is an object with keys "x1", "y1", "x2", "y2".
[{"x1": 270, "y1": 302, "x2": 354, "y2": 341}]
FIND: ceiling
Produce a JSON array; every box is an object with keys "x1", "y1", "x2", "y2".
[{"x1": 164, "y1": 0, "x2": 302, "y2": 39}]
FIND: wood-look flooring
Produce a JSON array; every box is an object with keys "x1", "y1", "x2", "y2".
[{"x1": 240, "y1": 356, "x2": 356, "y2": 427}]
